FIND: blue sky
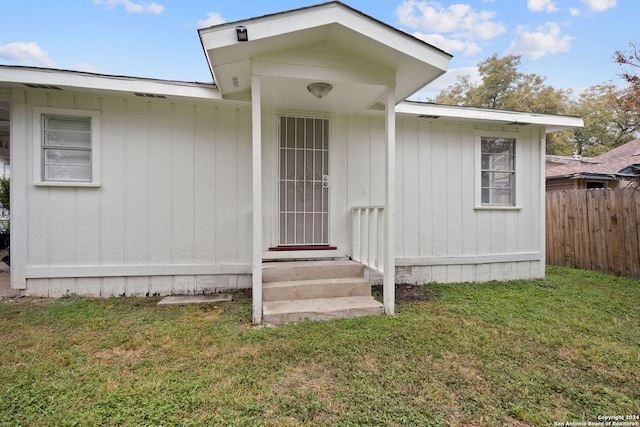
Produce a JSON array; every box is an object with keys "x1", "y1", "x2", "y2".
[{"x1": 0, "y1": 0, "x2": 635, "y2": 100}]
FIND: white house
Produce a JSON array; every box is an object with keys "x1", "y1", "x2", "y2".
[{"x1": 0, "y1": 2, "x2": 582, "y2": 323}]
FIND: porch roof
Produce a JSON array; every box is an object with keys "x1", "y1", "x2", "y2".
[{"x1": 198, "y1": 1, "x2": 452, "y2": 114}]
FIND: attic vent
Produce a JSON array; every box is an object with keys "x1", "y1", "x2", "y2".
[
  {"x1": 24, "y1": 83, "x2": 62, "y2": 90},
  {"x1": 134, "y1": 92, "x2": 167, "y2": 99},
  {"x1": 418, "y1": 115, "x2": 440, "y2": 119}
]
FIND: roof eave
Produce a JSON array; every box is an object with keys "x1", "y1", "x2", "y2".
[
  {"x1": 397, "y1": 101, "x2": 584, "y2": 131},
  {"x1": 0, "y1": 65, "x2": 222, "y2": 101}
]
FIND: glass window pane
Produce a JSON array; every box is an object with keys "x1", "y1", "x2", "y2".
[
  {"x1": 46, "y1": 116, "x2": 90, "y2": 132},
  {"x1": 480, "y1": 136, "x2": 516, "y2": 205},
  {"x1": 42, "y1": 115, "x2": 92, "y2": 182},
  {"x1": 481, "y1": 153, "x2": 491, "y2": 170},
  {"x1": 44, "y1": 130, "x2": 91, "y2": 147},
  {"x1": 492, "y1": 172, "x2": 512, "y2": 189},
  {"x1": 45, "y1": 164, "x2": 91, "y2": 181},
  {"x1": 45, "y1": 149, "x2": 90, "y2": 165},
  {"x1": 494, "y1": 189, "x2": 512, "y2": 205},
  {"x1": 481, "y1": 137, "x2": 514, "y2": 154},
  {"x1": 481, "y1": 188, "x2": 490, "y2": 204},
  {"x1": 481, "y1": 171, "x2": 491, "y2": 188}
]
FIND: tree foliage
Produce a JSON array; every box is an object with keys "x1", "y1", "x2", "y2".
[
  {"x1": 0, "y1": 177, "x2": 8, "y2": 212},
  {"x1": 569, "y1": 85, "x2": 638, "y2": 156},
  {"x1": 433, "y1": 54, "x2": 570, "y2": 114},
  {"x1": 613, "y1": 43, "x2": 640, "y2": 149},
  {"x1": 432, "y1": 53, "x2": 639, "y2": 156},
  {"x1": 614, "y1": 42, "x2": 640, "y2": 108}
]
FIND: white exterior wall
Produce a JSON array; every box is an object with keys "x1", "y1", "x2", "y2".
[
  {"x1": 393, "y1": 116, "x2": 543, "y2": 283},
  {"x1": 15, "y1": 89, "x2": 253, "y2": 297},
  {"x1": 11, "y1": 88, "x2": 546, "y2": 297},
  {"x1": 262, "y1": 112, "x2": 544, "y2": 285},
  {"x1": 296, "y1": 114, "x2": 543, "y2": 284}
]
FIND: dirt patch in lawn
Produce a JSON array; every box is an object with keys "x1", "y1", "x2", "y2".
[{"x1": 372, "y1": 283, "x2": 440, "y2": 303}]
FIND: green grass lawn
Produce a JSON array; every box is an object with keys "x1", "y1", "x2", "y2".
[{"x1": 1, "y1": 266, "x2": 638, "y2": 426}]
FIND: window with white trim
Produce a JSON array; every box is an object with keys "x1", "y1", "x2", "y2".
[
  {"x1": 480, "y1": 136, "x2": 516, "y2": 206},
  {"x1": 42, "y1": 115, "x2": 92, "y2": 182},
  {"x1": 34, "y1": 107, "x2": 101, "y2": 186}
]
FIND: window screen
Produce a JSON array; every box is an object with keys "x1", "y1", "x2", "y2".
[
  {"x1": 480, "y1": 137, "x2": 515, "y2": 205},
  {"x1": 42, "y1": 115, "x2": 92, "y2": 182}
]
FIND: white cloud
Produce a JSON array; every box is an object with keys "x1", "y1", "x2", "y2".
[
  {"x1": 94, "y1": 0, "x2": 164, "y2": 14},
  {"x1": 0, "y1": 41, "x2": 56, "y2": 67},
  {"x1": 569, "y1": 8, "x2": 581, "y2": 15},
  {"x1": 581, "y1": 0, "x2": 617, "y2": 12},
  {"x1": 197, "y1": 12, "x2": 225, "y2": 28},
  {"x1": 527, "y1": 0, "x2": 559, "y2": 12},
  {"x1": 413, "y1": 32, "x2": 481, "y2": 56},
  {"x1": 396, "y1": 1, "x2": 506, "y2": 40},
  {"x1": 506, "y1": 22, "x2": 573, "y2": 60}
]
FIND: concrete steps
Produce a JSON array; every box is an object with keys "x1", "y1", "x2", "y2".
[{"x1": 262, "y1": 260, "x2": 384, "y2": 325}]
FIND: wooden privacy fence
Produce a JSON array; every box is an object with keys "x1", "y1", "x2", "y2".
[{"x1": 546, "y1": 188, "x2": 640, "y2": 279}]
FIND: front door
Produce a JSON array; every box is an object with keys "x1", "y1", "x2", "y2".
[{"x1": 279, "y1": 115, "x2": 329, "y2": 246}]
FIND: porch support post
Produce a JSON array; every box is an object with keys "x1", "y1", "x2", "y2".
[
  {"x1": 539, "y1": 130, "x2": 547, "y2": 278},
  {"x1": 251, "y1": 75, "x2": 263, "y2": 324},
  {"x1": 384, "y1": 86, "x2": 396, "y2": 315},
  {"x1": 10, "y1": 89, "x2": 27, "y2": 290}
]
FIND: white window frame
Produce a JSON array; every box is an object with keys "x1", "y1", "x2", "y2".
[
  {"x1": 474, "y1": 130, "x2": 521, "y2": 210},
  {"x1": 33, "y1": 107, "x2": 101, "y2": 187}
]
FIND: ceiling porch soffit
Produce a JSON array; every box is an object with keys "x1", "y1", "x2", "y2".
[
  {"x1": 252, "y1": 42, "x2": 395, "y2": 87},
  {"x1": 215, "y1": 41, "x2": 396, "y2": 110}
]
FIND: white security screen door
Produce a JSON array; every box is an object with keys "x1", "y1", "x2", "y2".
[{"x1": 279, "y1": 116, "x2": 329, "y2": 246}]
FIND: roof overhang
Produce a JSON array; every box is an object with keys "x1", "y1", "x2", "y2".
[
  {"x1": 198, "y1": 1, "x2": 451, "y2": 114},
  {"x1": 396, "y1": 101, "x2": 585, "y2": 133},
  {"x1": 0, "y1": 65, "x2": 222, "y2": 101},
  {"x1": 547, "y1": 173, "x2": 637, "y2": 181},
  {"x1": 619, "y1": 164, "x2": 640, "y2": 174}
]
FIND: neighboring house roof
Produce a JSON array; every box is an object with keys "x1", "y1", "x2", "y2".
[{"x1": 546, "y1": 138, "x2": 640, "y2": 181}]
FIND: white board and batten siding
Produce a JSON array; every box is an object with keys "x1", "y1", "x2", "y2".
[
  {"x1": 13, "y1": 87, "x2": 546, "y2": 297},
  {"x1": 18, "y1": 89, "x2": 253, "y2": 297},
  {"x1": 335, "y1": 114, "x2": 545, "y2": 284},
  {"x1": 393, "y1": 116, "x2": 544, "y2": 284}
]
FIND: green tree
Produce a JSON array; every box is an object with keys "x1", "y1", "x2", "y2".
[
  {"x1": 433, "y1": 54, "x2": 571, "y2": 114},
  {"x1": 432, "y1": 53, "x2": 640, "y2": 155},
  {"x1": 569, "y1": 84, "x2": 637, "y2": 156},
  {"x1": 0, "y1": 177, "x2": 8, "y2": 212},
  {"x1": 614, "y1": 42, "x2": 640, "y2": 110}
]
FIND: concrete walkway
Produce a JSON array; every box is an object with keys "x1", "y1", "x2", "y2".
[{"x1": 0, "y1": 265, "x2": 20, "y2": 297}]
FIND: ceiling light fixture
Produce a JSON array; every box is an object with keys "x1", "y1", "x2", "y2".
[{"x1": 307, "y1": 82, "x2": 333, "y2": 99}]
